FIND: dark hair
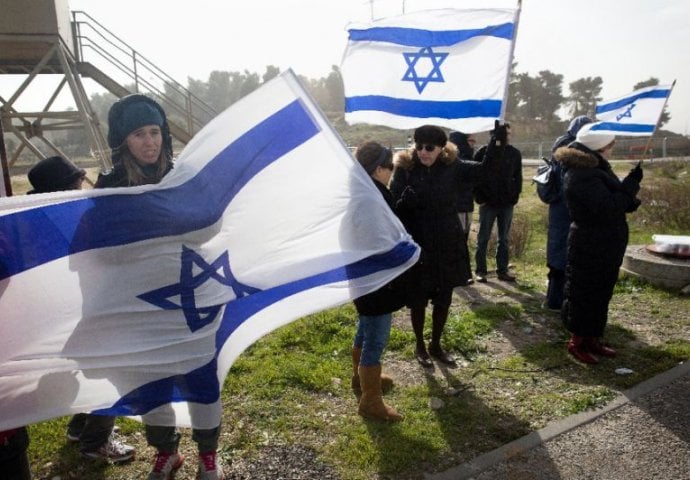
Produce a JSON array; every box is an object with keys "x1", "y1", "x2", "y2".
[
  {"x1": 413, "y1": 125, "x2": 447, "y2": 147},
  {"x1": 355, "y1": 141, "x2": 393, "y2": 175}
]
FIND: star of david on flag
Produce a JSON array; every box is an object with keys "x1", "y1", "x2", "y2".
[
  {"x1": 0, "y1": 70, "x2": 419, "y2": 431},
  {"x1": 341, "y1": 8, "x2": 520, "y2": 133},
  {"x1": 593, "y1": 82, "x2": 675, "y2": 136}
]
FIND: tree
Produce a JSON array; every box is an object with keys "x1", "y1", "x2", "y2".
[
  {"x1": 509, "y1": 69, "x2": 564, "y2": 122},
  {"x1": 568, "y1": 76, "x2": 603, "y2": 118},
  {"x1": 262, "y1": 65, "x2": 280, "y2": 83},
  {"x1": 633, "y1": 77, "x2": 671, "y2": 128}
]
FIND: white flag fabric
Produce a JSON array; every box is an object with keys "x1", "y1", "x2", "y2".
[
  {"x1": 0, "y1": 70, "x2": 419, "y2": 431},
  {"x1": 593, "y1": 84, "x2": 673, "y2": 136},
  {"x1": 340, "y1": 8, "x2": 520, "y2": 133}
]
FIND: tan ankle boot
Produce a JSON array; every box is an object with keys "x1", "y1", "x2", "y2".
[
  {"x1": 351, "y1": 347, "x2": 393, "y2": 395},
  {"x1": 357, "y1": 365, "x2": 402, "y2": 421}
]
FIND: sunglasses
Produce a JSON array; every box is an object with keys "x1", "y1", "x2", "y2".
[{"x1": 415, "y1": 144, "x2": 437, "y2": 152}]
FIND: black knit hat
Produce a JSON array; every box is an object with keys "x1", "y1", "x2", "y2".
[
  {"x1": 107, "y1": 94, "x2": 173, "y2": 163},
  {"x1": 27, "y1": 156, "x2": 86, "y2": 194},
  {"x1": 413, "y1": 125, "x2": 447, "y2": 147}
]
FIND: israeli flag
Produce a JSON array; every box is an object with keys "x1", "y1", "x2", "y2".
[
  {"x1": 593, "y1": 84, "x2": 674, "y2": 136},
  {"x1": 0, "y1": 70, "x2": 419, "y2": 431},
  {"x1": 340, "y1": 8, "x2": 520, "y2": 133}
]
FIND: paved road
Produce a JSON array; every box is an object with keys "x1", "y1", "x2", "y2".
[{"x1": 425, "y1": 361, "x2": 690, "y2": 479}]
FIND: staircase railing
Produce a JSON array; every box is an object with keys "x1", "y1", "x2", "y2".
[{"x1": 70, "y1": 10, "x2": 217, "y2": 139}]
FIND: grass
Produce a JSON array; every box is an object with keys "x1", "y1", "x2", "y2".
[{"x1": 18, "y1": 160, "x2": 690, "y2": 479}]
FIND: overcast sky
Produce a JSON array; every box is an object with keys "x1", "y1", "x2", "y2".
[{"x1": 12, "y1": 0, "x2": 690, "y2": 134}]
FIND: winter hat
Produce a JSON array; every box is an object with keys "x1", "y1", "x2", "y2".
[
  {"x1": 575, "y1": 122, "x2": 615, "y2": 152},
  {"x1": 413, "y1": 125, "x2": 447, "y2": 147},
  {"x1": 107, "y1": 94, "x2": 172, "y2": 162},
  {"x1": 28, "y1": 156, "x2": 85, "y2": 194},
  {"x1": 567, "y1": 115, "x2": 593, "y2": 138},
  {"x1": 448, "y1": 131, "x2": 468, "y2": 146}
]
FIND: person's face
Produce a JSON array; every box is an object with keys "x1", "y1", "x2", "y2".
[
  {"x1": 467, "y1": 135, "x2": 476, "y2": 148},
  {"x1": 126, "y1": 125, "x2": 162, "y2": 166},
  {"x1": 415, "y1": 143, "x2": 441, "y2": 167},
  {"x1": 600, "y1": 140, "x2": 615, "y2": 157}
]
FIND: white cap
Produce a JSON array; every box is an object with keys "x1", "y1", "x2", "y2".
[{"x1": 575, "y1": 122, "x2": 615, "y2": 151}]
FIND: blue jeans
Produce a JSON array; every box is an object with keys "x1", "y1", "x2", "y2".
[
  {"x1": 353, "y1": 313, "x2": 392, "y2": 366},
  {"x1": 475, "y1": 204, "x2": 514, "y2": 275}
]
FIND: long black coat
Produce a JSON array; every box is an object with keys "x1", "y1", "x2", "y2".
[
  {"x1": 555, "y1": 144, "x2": 640, "y2": 337},
  {"x1": 390, "y1": 143, "x2": 495, "y2": 301}
]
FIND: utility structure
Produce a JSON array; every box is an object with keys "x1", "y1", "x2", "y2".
[{"x1": 0, "y1": 0, "x2": 215, "y2": 195}]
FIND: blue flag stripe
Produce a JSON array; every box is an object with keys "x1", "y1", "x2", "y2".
[
  {"x1": 345, "y1": 95, "x2": 502, "y2": 119},
  {"x1": 595, "y1": 88, "x2": 671, "y2": 114},
  {"x1": 590, "y1": 122, "x2": 655, "y2": 133},
  {"x1": 94, "y1": 240, "x2": 419, "y2": 416},
  {"x1": 0, "y1": 100, "x2": 320, "y2": 281},
  {"x1": 348, "y1": 23, "x2": 514, "y2": 46}
]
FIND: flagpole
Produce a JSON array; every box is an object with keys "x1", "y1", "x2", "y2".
[
  {"x1": 0, "y1": 120, "x2": 12, "y2": 197},
  {"x1": 640, "y1": 79, "x2": 676, "y2": 162},
  {"x1": 500, "y1": 0, "x2": 522, "y2": 122}
]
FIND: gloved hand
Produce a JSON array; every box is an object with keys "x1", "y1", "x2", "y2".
[
  {"x1": 621, "y1": 174, "x2": 641, "y2": 198},
  {"x1": 490, "y1": 119, "x2": 509, "y2": 145},
  {"x1": 397, "y1": 185, "x2": 419, "y2": 210},
  {"x1": 627, "y1": 161, "x2": 644, "y2": 183}
]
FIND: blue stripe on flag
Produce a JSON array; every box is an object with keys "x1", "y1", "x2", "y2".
[
  {"x1": 345, "y1": 95, "x2": 502, "y2": 119},
  {"x1": 348, "y1": 23, "x2": 514, "y2": 46},
  {"x1": 0, "y1": 100, "x2": 320, "y2": 281},
  {"x1": 94, "y1": 240, "x2": 419, "y2": 415},
  {"x1": 595, "y1": 88, "x2": 671, "y2": 115},
  {"x1": 590, "y1": 122, "x2": 655, "y2": 134}
]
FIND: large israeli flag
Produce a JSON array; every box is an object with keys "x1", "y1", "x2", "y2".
[
  {"x1": 0, "y1": 70, "x2": 419, "y2": 431},
  {"x1": 340, "y1": 8, "x2": 520, "y2": 133},
  {"x1": 593, "y1": 83, "x2": 674, "y2": 136}
]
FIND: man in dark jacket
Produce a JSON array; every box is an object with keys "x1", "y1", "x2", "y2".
[{"x1": 473, "y1": 124, "x2": 522, "y2": 282}]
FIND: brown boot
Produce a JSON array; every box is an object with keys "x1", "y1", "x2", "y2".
[
  {"x1": 358, "y1": 365, "x2": 402, "y2": 421},
  {"x1": 351, "y1": 347, "x2": 393, "y2": 396}
]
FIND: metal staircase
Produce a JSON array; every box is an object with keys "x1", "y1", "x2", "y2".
[{"x1": 0, "y1": 4, "x2": 216, "y2": 187}]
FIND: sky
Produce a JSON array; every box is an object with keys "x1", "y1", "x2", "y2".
[{"x1": 6, "y1": 0, "x2": 690, "y2": 134}]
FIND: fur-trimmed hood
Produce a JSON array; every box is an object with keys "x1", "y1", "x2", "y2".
[
  {"x1": 394, "y1": 142, "x2": 458, "y2": 170},
  {"x1": 554, "y1": 143, "x2": 600, "y2": 169}
]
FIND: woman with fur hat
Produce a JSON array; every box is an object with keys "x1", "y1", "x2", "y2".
[
  {"x1": 98, "y1": 94, "x2": 224, "y2": 480},
  {"x1": 555, "y1": 122, "x2": 643, "y2": 364},
  {"x1": 390, "y1": 123, "x2": 505, "y2": 367}
]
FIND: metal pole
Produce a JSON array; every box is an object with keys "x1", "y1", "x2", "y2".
[{"x1": 0, "y1": 119, "x2": 13, "y2": 197}]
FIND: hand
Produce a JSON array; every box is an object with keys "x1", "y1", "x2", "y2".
[
  {"x1": 627, "y1": 161, "x2": 643, "y2": 183},
  {"x1": 490, "y1": 120, "x2": 509, "y2": 145},
  {"x1": 621, "y1": 174, "x2": 641, "y2": 198},
  {"x1": 398, "y1": 185, "x2": 418, "y2": 209}
]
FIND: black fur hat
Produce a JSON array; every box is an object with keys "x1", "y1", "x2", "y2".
[
  {"x1": 413, "y1": 125, "x2": 447, "y2": 147},
  {"x1": 28, "y1": 156, "x2": 85, "y2": 194}
]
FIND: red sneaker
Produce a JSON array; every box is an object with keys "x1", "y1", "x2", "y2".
[
  {"x1": 567, "y1": 339, "x2": 599, "y2": 365},
  {"x1": 587, "y1": 338, "x2": 617, "y2": 358}
]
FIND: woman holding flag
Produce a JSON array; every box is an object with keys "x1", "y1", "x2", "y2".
[{"x1": 98, "y1": 94, "x2": 225, "y2": 480}]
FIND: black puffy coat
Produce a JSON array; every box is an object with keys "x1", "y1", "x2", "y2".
[
  {"x1": 555, "y1": 143, "x2": 640, "y2": 337},
  {"x1": 353, "y1": 179, "x2": 407, "y2": 316},
  {"x1": 390, "y1": 143, "x2": 496, "y2": 299}
]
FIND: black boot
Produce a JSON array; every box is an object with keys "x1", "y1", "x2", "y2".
[
  {"x1": 429, "y1": 305, "x2": 455, "y2": 365},
  {"x1": 410, "y1": 306, "x2": 432, "y2": 367}
]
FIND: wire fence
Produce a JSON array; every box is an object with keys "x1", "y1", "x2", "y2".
[{"x1": 512, "y1": 136, "x2": 690, "y2": 160}]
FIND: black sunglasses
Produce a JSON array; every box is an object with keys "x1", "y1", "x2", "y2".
[{"x1": 415, "y1": 144, "x2": 437, "y2": 152}]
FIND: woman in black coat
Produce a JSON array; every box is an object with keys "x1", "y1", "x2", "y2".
[
  {"x1": 555, "y1": 122, "x2": 643, "y2": 364},
  {"x1": 390, "y1": 124, "x2": 504, "y2": 367}
]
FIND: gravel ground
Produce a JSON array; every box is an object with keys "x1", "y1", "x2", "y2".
[{"x1": 426, "y1": 362, "x2": 690, "y2": 480}]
